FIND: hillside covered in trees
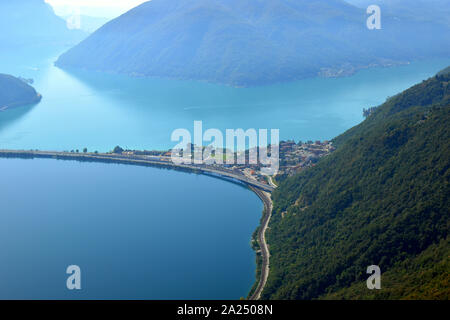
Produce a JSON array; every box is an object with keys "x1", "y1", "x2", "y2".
[
  {"x1": 55, "y1": 0, "x2": 450, "y2": 86},
  {"x1": 262, "y1": 67, "x2": 450, "y2": 299},
  {"x1": 0, "y1": 74, "x2": 42, "y2": 110}
]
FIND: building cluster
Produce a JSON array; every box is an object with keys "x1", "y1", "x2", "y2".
[
  {"x1": 277, "y1": 140, "x2": 335, "y2": 177},
  {"x1": 206, "y1": 140, "x2": 335, "y2": 183},
  {"x1": 111, "y1": 139, "x2": 335, "y2": 186}
]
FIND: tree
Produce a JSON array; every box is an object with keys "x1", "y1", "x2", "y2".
[
  {"x1": 113, "y1": 146, "x2": 124, "y2": 154},
  {"x1": 83, "y1": 148, "x2": 88, "y2": 153}
]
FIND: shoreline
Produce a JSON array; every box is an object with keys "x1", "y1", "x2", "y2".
[
  {"x1": 56, "y1": 59, "x2": 412, "y2": 88},
  {"x1": 0, "y1": 150, "x2": 274, "y2": 192},
  {"x1": 248, "y1": 187, "x2": 273, "y2": 300}
]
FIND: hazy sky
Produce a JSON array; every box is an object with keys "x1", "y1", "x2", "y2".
[{"x1": 45, "y1": 0, "x2": 149, "y2": 18}]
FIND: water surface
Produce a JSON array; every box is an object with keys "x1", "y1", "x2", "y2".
[
  {"x1": 0, "y1": 158, "x2": 261, "y2": 299},
  {"x1": 1, "y1": 47, "x2": 448, "y2": 152},
  {"x1": 1, "y1": 46, "x2": 448, "y2": 299}
]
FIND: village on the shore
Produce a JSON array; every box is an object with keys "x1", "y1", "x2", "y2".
[{"x1": 114, "y1": 140, "x2": 335, "y2": 186}]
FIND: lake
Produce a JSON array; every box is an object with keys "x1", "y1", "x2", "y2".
[
  {"x1": 0, "y1": 46, "x2": 448, "y2": 299},
  {"x1": 0, "y1": 46, "x2": 449, "y2": 152},
  {"x1": 0, "y1": 157, "x2": 262, "y2": 299}
]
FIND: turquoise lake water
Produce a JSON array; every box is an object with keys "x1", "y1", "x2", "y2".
[
  {"x1": 0, "y1": 158, "x2": 262, "y2": 299},
  {"x1": 1, "y1": 47, "x2": 449, "y2": 152},
  {"x1": 0, "y1": 45, "x2": 448, "y2": 299}
]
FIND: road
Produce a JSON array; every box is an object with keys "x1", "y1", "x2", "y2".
[
  {"x1": 249, "y1": 187, "x2": 273, "y2": 300},
  {"x1": 0, "y1": 150, "x2": 274, "y2": 192},
  {"x1": 268, "y1": 176, "x2": 277, "y2": 188}
]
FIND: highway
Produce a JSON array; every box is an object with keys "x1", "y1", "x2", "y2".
[{"x1": 248, "y1": 187, "x2": 272, "y2": 300}]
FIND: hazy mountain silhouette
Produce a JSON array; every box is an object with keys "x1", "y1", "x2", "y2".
[
  {"x1": 0, "y1": 0, "x2": 85, "y2": 46},
  {"x1": 0, "y1": 74, "x2": 41, "y2": 109},
  {"x1": 346, "y1": 0, "x2": 450, "y2": 27},
  {"x1": 56, "y1": 0, "x2": 450, "y2": 86}
]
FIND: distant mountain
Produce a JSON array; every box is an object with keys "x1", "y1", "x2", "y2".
[
  {"x1": 0, "y1": 0, "x2": 85, "y2": 46},
  {"x1": 62, "y1": 15, "x2": 110, "y2": 33},
  {"x1": 262, "y1": 67, "x2": 450, "y2": 299},
  {"x1": 0, "y1": 74, "x2": 42, "y2": 110},
  {"x1": 437, "y1": 66, "x2": 450, "y2": 76},
  {"x1": 345, "y1": 0, "x2": 450, "y2": 27},
  {"x1": 55, "y1": 0, "x2": 450, "y2": 86}
]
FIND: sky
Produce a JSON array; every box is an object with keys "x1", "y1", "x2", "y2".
[{"x1": 45, "y1": 0, "x2": 149, "y2": 18}]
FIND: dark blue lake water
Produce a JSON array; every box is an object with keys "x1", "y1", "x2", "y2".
[{"x1": 0, "y1": 158, "x2": 262, "y2": 299}]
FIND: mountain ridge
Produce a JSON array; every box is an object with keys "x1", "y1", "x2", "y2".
[
  {"x1": 0, "y1": 74, "x2": 42, "y2": 110},
  {"x1": 262, "y1": 66, "x2": 450, "y2": 299},
  {"x1": 0, "y1": 0, "x2": 85, "y2": 46},
  {"x1": 56, "y1": 0, "x2": 450, "y2": 86}
]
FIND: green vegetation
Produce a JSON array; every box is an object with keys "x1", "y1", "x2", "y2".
[
  {"x1": 0, "y1": 74, "x2": 41, "y2": 109},
  {"x1": 113, "y1": 146, "x2": 124, "y2": 154},
  {"x1": 437, "y1": 66, "x2": 450, "y2": 76},
  {"x1": 323, "y1": 237, "x2": 450, "y2": 300},
  {"x1": 262, "y1": 68, "x2": 450, "y2": 300}
]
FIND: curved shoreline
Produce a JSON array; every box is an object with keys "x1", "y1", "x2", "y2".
[
  {"x1": 248, "y1": 187, "x2": 272, "y2": 300},
  {"x1": 0, "y1": 149, "x2": 273, "y2": 299},
  {"x1": 0, "y1": 150, "x2": 273, "y2": 192}
]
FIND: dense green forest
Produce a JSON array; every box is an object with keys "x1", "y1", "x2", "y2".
[
  {"x1": 262, "y1": 67, "x2": 450, "y2": 299},
  {"x1": 0, "y1": 74, "x2": 42, "y2": 109}
]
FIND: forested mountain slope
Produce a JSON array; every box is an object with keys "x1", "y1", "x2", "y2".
[
  {"x1": 0, "y1": 74, "x2": 42, "y2": 109},
  {"x1": 262, "y1": 68, "x2": 450, "y2": 299},
  {"x1": 55, "y1": 0, "x2": 450, "y2": 86},
  {"x1": 346, "y1": 0, "x2": 450, "y2": 27}
]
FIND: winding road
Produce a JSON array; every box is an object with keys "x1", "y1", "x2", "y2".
[{"x1": 249, "y1": 187, "x2": 272, "y2": 300}]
